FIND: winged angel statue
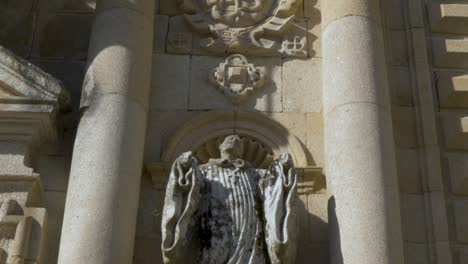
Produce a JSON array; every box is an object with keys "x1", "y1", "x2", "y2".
[{"x1": 161, "y1": 135, "x2": 298, "y2": 264}]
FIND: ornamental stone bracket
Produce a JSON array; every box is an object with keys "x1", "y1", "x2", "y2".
[
  {"x1": 210, "y1": 54, "x2": 266, "y2": 104},
  {"x1": 175, "y1": 0, "x2": 307, "y2": 56},
  {"x1": 0, "y1": 45, "x2": 70, "y2": 263}
]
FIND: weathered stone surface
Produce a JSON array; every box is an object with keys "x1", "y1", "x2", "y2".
[
  {"x1": 42, "y1": 191, "x2": 66, "y2": 264},
  {"x1": 37, "y1": 0, "x2": 96, "y2": 13},
  {"x1": 436, "y1": 72, "x2": 468, "y2": 108},
  {"x1": 153, "y1": 15, "x2": 168, "y2": 54},
  {"x1": 0, "y1": 10, "x2": 35, "y2": 58},
  {"x1": 404, "y1": 243, "x2": 430, "y2": 264},
  {"x1": 392, "y1": 107, "x2": 417, "y2": 148},
  {"x1": 396, "y1": 148, "x2": 421, "y2": 194},
  {"x1": 144, "y1": 110, "x2": 202, "y2": 162},
  {"x1": 38, "y1": 156, "x2": 71, "y2": 192},
  {"x1": 150, "y1": 54, "x2": 190, "y2": 110},
  {"x1": 32, "y1": 13, "x2": 93, "y2": 60},
  {"x1": 441, "y1": 112, "x2": 468, "y2": 150},
  {"x1": 306, "y1": 113, "x2": 324, "y2": 167},
  {"x1": 431, "y1": 2, "x2": 468, "y2": 35},
  {"x1": 446, "y1": 153, "x2": 468, "y2": 195},
  {"x1": 433, "y1": 36, "x2": 468, "y2": 69},
  {"x1": 389, "y1": 66, "x2": 413, "y2": 106},
  {"x1": 401, "y1": 194, "x2": 427, "y2": 242},
  {"x1": 307, "y1": 194, "x2": 329, "y2": 243},
  {"x1": 454, "y1": 199, "x2": 468, "y2": 243},
  {"x1": 283, "y1": 58, "x2": 322, "y2": 113}
]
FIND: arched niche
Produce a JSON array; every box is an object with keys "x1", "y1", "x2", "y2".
[{"x1": 161, "y1": 112, "x2": 309, "y2": 168}]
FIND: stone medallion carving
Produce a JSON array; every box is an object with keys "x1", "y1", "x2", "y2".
[
  {"x1": 210, "y1": 54, "x2": 266, "y2": 104},
  {"x1": 178, "y1": 0, "x2": 305, "y2": 56}
]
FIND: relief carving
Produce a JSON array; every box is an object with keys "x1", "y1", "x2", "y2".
[
  {"x1": 210, "y1": 54, "x2": 266, "y2": 104},
  {"x1": 177, "y1": 0, "x2": 306, "y2": 56}
]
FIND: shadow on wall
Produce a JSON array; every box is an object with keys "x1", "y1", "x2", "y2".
[{"x1": 328, "y1": 196, "x2": 344, "y2": 264}]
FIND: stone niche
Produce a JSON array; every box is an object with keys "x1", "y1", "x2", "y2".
[
  {"x1": 139, "y1": 112, "x2": 329, "y2": 264},
  {"x1": 0, "y1": 45, "x2": 69, "y2": 263}
]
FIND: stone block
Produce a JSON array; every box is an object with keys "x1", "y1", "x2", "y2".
[
  {"x1": 382, "y1": 0, "x2": 405, "y2": 29},
  {"x1": 267, "y1": 113, "x2": 307, "y2": 145},
  {"x1": 401, "y1": 194, "x2": 427, "y2": 242},
  {"x1": 433, "y1": 36, "x2": 468, "y2": 69},
  {"x1": 37, "y1": 0, "x2": 96, "y2": 13},
  {"x1": 0, "y1": 10, "x2": 35, "y2": 58},
  {"x1": 135, "y1": 176, "x2": 161, "y2": 238},
  {"x1": 32, "y1": 13, "x2": 93, "y2": 60},
  {"x1": 144, "y1": 111, "x2": 203, "y2": 162},
  {"x1": 307, "y1": 194, "x2": 329, "y2": 243},
  {"x1": 38, "y1": 156, "x2": 71, "y2": 192},
  {"x1": 42, "y1": 191, "x2": 66, "y2": 264},
  {"x1": 389, "y1": 66, "x2": 413, "y2": 106},
  {"x1": 459, "y1": 248, "x2": 468, "y2": 264},
  {"x1": 30, "y1": 60, "x2": 85, "y2": 111},
  {"x1": 158, "y1": 0, "x2": 182, "y2": 16},
  {"x1": 0, "y1": 0, "x2": 36, "y2": 11},
  {"x1": 189, "y1": 56, "x2": 283, "y2": 112},
  {"x1": 454, "y1": 199, "x2": 468, "y2": 243},
  {"x1": 283, "y1": 58, "x2": 322, "y2": 113},
  {"x1": 446, "y1": 153, "x2": 468, "y2": 195},
  {"x1": 441, "y1": 112, "x2": 468, "y2": 150},
  {"x1": 307, "y1": 15, "x2": 322, "y2": 58},
  {"x1": 150, "y1": 54, "x2": 190, "y2": 110},
  {"x1": 306, "y1": 113, "x2": 324, "y2": 167},
  {"x1": 436, "y1": 72, "x2": 468, "y2": 108},
  {"x1": 392, "y1": 107, "x2": 417, "y2": 148},
  {"x1": 153, "y1": 15, "x2": 168, "y2": 54},
  {"x1": 297, "y1": 243, "x2": 329, "y2": 264},
  {"x1": 431, "y1": 2, "x2": 468, "y2": 35},
  {"x1": 404, "y1": 243, "x2": 430, "y2": 264},
  {"x1": 304, "y1": 0, "x2": 320, "y2": 20},
  {"x1": 396, "y1": 148, "x2": 421, "y2": 194},
  {"x1": 133, "y1": 237, "x2": 162, "y2": 264},
  {"x1": 390, "y1": 30, "x2": 409, "y2": 66},
  {"x1": 166, "y1": 16, "x2": 193, "y2": 55}
]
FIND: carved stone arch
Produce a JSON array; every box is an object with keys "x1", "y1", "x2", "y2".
[{"x1": 162, "y1": 112, "x2": 309, "y2": 168}]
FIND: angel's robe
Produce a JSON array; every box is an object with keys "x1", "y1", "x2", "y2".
[{"x1": 161, "y1": 155, "x2": 297, "y2": 264}]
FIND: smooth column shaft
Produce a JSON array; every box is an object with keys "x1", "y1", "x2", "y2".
[
  {"x1": 58, "y1": 1, "x2": 154, "y2": 263},
  {"x1": 322, "y1": 3, "x2": 404, "y2": 264}
]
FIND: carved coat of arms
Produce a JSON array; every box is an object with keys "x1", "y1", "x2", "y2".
[{"x1": 178, "y1": 0, "x2": 304, "y2": 56}]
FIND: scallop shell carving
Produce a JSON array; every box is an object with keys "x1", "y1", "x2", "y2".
[{"x1": 194, "y1": 135, "x2": 275, "y2": 169}]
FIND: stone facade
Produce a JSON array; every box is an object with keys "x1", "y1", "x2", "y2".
[{"x1": 0, "y1": 0, "x2": 467, "y2": 263}]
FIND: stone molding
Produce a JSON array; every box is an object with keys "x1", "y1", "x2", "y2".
[
  {"x1": 0, "y1": 45, "x2": 69, "y2": 263},
  {"x1": 161, "y1": 111, "x2": 310, "y2": 167}
]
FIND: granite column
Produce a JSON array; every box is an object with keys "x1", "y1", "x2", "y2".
[
  {"x1": 58, "y1": 0, "x2": 155, "y2": 263},
  {"x1": 322, "y1": 1, "x2": 405, "y2": 263}
]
